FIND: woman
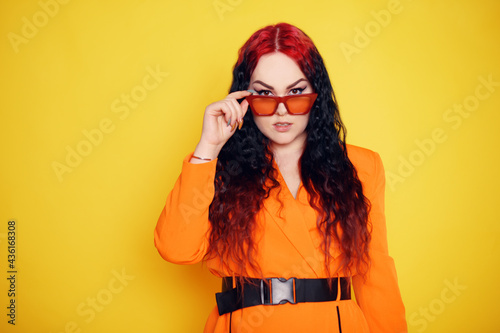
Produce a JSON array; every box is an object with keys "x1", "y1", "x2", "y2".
[{"x1": 155, "y1": 23, "x2": 407, "y2": 332}]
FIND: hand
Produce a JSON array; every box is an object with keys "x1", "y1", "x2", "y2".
[{"x1": 192, "y1": 90, "x2": 251, "y2": 162}]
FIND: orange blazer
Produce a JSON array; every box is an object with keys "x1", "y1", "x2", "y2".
[{"x1": 155, "y1": 144, "x2": 407, "y2": 332}]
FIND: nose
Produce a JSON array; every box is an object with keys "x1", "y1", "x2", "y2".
[{"x1": 275, "y1": 102, "x2": 287, "y2": 116}]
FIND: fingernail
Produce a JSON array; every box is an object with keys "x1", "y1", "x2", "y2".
[
  {"x1": 227, "y1": 118, "x2": 231, "y2": 127},
  {"x1": 238, "y1": 119, "x2": 243, "y2": 130},
  {"x1": 247, "y1": 89, "x2": 257, "y2": 94},
  {"x1": 231, "y1": 123, "x2": 237, "y2": 131}
]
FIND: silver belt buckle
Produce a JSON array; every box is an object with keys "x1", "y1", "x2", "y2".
[{"x1": 261, "y1": 277, "x2": 296, "y2": 305}]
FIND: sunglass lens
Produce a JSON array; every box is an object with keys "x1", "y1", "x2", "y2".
[
  {"x1": 286, "y1": 95, "x2": 314, "y2": 114},
  {"x1": 251, "y1": 98, "x2": 277, "y2": 115}
]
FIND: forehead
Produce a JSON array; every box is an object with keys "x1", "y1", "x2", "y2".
[{"x1": 250, "y1": 52, "x2": 307, "y2": 87}]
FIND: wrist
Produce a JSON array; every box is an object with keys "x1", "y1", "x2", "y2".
[{"x1": 191, "y1": 141, "x2": 222, "y2": 163}]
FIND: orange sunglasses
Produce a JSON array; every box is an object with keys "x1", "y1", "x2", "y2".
[{"x1": 246, "y1": 93, "x2": 317, "y2": 116}]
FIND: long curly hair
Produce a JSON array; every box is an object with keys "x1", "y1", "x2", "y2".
[{"x1": 206, "y1": 23, "x2": 371, "y2": 280}]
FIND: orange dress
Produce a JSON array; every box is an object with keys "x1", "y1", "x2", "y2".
[{"x1": 155, "y1": 144, "x2": 407, "y2": 332}]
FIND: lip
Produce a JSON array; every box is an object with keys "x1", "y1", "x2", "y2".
[{"x1": 273, "y1": 122, "x2": 292, "y2": 132}]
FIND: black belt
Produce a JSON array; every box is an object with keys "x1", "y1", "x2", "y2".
[{"x1": 216, "y1": 277, "x2": 350, "y2": 315}]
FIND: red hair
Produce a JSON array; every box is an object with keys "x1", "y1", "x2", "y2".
[{"x1": 235, "y1": 23, "x2": 318, "y2": 80}]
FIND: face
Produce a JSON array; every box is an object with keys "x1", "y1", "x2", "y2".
[{"x1": 248, "y1": 52, "x2": 313, "y2": 152}]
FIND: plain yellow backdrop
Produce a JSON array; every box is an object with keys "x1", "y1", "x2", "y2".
[{"x1": 1, "y1": 0, "x2": 499, "y2": 332}]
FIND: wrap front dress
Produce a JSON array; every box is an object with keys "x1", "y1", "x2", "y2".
[{"x1": 154, "y1": 144, "x2": 407, "y2": 332}]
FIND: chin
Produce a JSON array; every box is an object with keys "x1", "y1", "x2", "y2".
[{"x1": 268, "y1": 133, "x2": 304, "y2": 147}]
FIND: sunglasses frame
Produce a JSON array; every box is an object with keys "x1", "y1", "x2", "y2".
[{"x1": 246, "y1": 93, "x2": 318, "y2": 116}]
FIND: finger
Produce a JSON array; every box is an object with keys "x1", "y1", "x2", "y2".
[
  {"x1": 226, "y1": 90, "x2": 252, "y2": 101},
  {"x1": 227, "y1": 98, "x2": 244, "y2": 123},
  {"x1": 220, "y1": 100, "x2": 236, "y2": 128},
  {"x1": 216, "y1": 102, "x2": 235, "y2": 127},
  {"x1": 236, "y1": 100, "x2": 249, "y2": 130},
  {"x1": 224, "y1": 106, "x2": 238, "y2": 133},
  {"x1": 223, "y1": 100, "x2": 239, "y2": 127},
  {"x1": 240, "y1": 99, "x2": 249, "y2": 116}
]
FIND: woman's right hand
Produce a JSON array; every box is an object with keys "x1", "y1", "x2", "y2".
[{"x1": 191, "y1": 90, "x2": 251, "y2": 162}]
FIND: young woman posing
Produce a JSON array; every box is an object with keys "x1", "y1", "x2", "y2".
[{"x1": 155, "y1": 23, "x2": 407, "y2": 332}]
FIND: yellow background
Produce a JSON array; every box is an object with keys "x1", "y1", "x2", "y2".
[{"x1": 1, "y1": 0, "x2": 499, "y2": 332}]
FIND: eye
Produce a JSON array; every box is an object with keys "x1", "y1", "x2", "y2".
[
  {"x1": 256, "y1": 89, "x2": 273, "y2": 96},
  {"x1": 289, "y1": 87, "x2": 306, "y2": 95}
]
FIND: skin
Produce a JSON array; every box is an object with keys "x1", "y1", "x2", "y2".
[{"x1": 192, "y1": 52, "x2": 313, "y2": 198}]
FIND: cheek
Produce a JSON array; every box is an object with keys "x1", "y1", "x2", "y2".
[
  {"x1": 253, "y1": 116, "x2": 271, "y2": 133},
  {"x1": 297, "y1": 115, "x2": 310, "y2": 130}
]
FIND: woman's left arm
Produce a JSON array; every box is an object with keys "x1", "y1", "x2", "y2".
[{"x1": 352, "y1": 151, "x2": 407, "y2": 333}]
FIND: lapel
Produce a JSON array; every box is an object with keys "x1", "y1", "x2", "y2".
[{"x1": 262, "y1": 168, "x2": 323, "y2": 277}]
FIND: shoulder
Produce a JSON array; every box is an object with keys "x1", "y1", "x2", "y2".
[
  {"x1": 346, "y1": 144, "x2": 383, "y2": 173},
  {"x1": 346, "y1": 144, "x2": 385, "y2": 194}
]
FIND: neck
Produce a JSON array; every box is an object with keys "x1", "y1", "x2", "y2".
[{"x1": 270, "y1": 133, "x2": 307, "y2": 164}]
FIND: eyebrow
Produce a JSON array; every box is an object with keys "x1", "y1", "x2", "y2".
[{"x1": 252, "y1": 78, "x2": 308, "y2": 90}]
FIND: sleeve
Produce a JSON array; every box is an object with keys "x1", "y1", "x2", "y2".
[
  {"x1": 352, "y1": 152, "x2": 407, "y2": 333},
  {"x1": 154, "y1": 153, "x2": 217, "y2": 265}
]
